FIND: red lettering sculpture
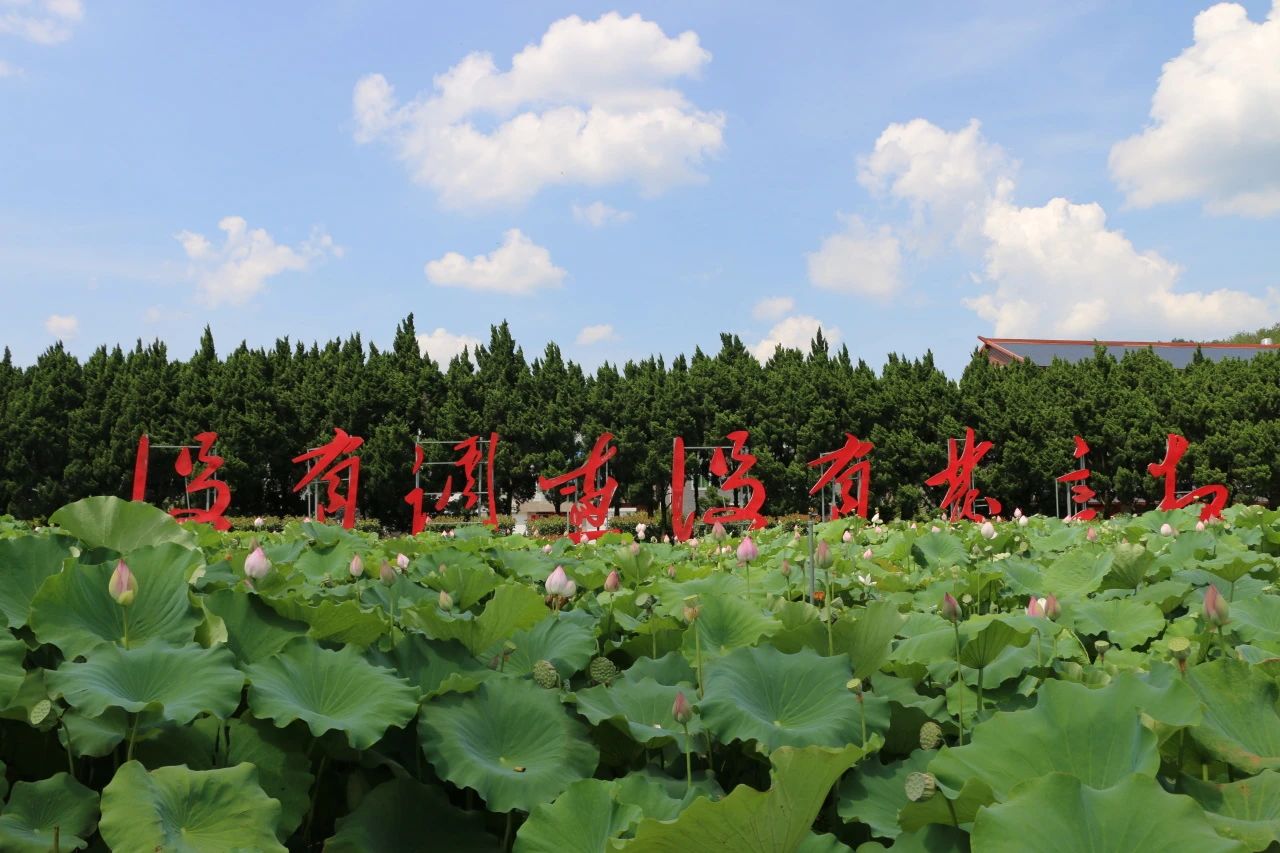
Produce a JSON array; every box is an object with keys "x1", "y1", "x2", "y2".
[
  {"x1": 131, "y1": 432, "x2": 231, "y2": 530},
  {"x1": 926, "y1": 427, "x2": 1002, "y2": 522},
  {"x1": 809, "y1": 434, "x2": 874, "y2": 520},
  {"x1": 538, "y1": 433, "x2": 618, "y2": 542},
  {"x1": 1057, "y1": 434, "x2": 1097, "y2": 521},
  {"x1": 405, "y1": 434, "x2": 499, "y2": 533},
  {"x1": 670, "y1": 430, "x2": 767, "y2": 541},
  {"x1": 293, "y1": 428, "x2": 363, "y2": 529},
  {"x1": 1147, "y1": 433, "x2": 1228, "y2": 521}
]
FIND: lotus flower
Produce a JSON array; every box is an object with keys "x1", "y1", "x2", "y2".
[
  {"x1": 563, "y1": 579, "x2": 577, "y2": 597},
  {"x1": 710, "y1": 522, "x2": 728, "y2": 542},
  {"x1": 1160, "y1": 523, "x2": 1174, "y2": 536},
  {"x1": 1013, "y1": 508, "x2": 1023, "y2": 519},
  {"x1": 1204, "y1": 584, "x2": 1230, "y2": 627},
  {"x1": 396, "y1": 552, "x2": 410, "y2": 570},
  {"x1": 1044, "y1": 594, "x2": 1061, "y2": 620},
  {"x1": 629, "y1": 542, "x2": 641, "y2": 556},
  {"x1": 736, "y1": 536, "x2": 758, "y2": 564},
  {"x1": 980, "y1": 521, "x2": 996, "y2": 539},
  {"x1": 1086, "y1": 526, "x2": 1098, "y2": 542},
  {"x1": 666, "y1": 565, "x2": 677, "y2": 578},
  {"x1": 604, "y1": 569, "x2": 621, "y2": 592},
  {"x1": 1196, "y1": 520, "x2": 1206, "y2": 532},
  {"x1": 687, "y1": 537, "x2": 699, "y2": 547},
  {"x1": 857, "y1": 573, "x2": 875, "y2": 588},
  {"x1": 815, "y1": 540, "x2": 833, "y2": 569},
  {"x1": 941, "y1": 592, "x2": 961, "y2": 623},
  {"x1": 842, "y1": 530, "x2": 853, "y2": 544},
  {"x1": 1026, "y1": 596, "x2": 1046, "y2": 617},
  {"x1": 672, "y1": 691, "x2": 694, "y2": 725},
  {"x1": 109, "y1": 559, "x2": 137, "y2": 606},
  {"x1": 662, "y1": 534, "x2": 671, "y2": 544},
  {"x1": 253, "y1": 516, "x2": 265, "y2": 529},
  {"x1": 380, "y1": 561, "x2": 397, "y2": 586},
  {"x1": 438, "y1": 589, "x2": 453, "y2": 610},
  {"x1": 546, "y1": 566, "x2": 572, "y2": 596},
  {"x1": 1018, "y1": 514, "x2": 1029, "y2": 527},
  {"x1": 930, "y1": 525, "x2": 940, "y2": 533},
  {"x1": 863, "y1": 548, "x2": 874, "y2": 560},
  {"x1": 349, "y1": 554, "x2": 364, "y2": 578},
  {"x1": 542, "y1": 543, "x2": 553, "y2": 555},
  {"x1": 872, "y1": 512, "x2": 882, "y2": 524},
  {"x1": 244, "y1": 546, "x2": 271, "y2": 580},
  {"x1": 635, "y1": 522, "x2": 647, "y2": 539},
  {"x1": 780, "y1": 558, "x2": 791, "y2": 577}
]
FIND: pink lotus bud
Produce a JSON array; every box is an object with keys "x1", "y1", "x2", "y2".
[
  {"x1": 780, "y1": 558, "x2": 791, "y2": 577},
  {"x1": 637, "y1": 530, "x2": 646, "y2": 541},
  {"x1": 546, "y1": 566, "x2": 572, "y2": 596},
  {"x1": 563, "y1": 579, "x2": 577, "y2": 597},
  {"x1": 396, "y1": 552, "x2": 410, "y2": 570},
  {"x1": 1044, "y1": 594, "x2": 1061, "y2": 620},
  {"x1": 1204, "y1": 585, "x2": 1230, "y2": 627},
  {"x1": 629, "y1": 542, "x2": 641, "y2": 556},
  {"x1": 1018, "y1": 515, "x2": 1029, "y2": 527},
  {"x1": 793, "y1": 529, "x2": 801, "y2": 540},
  {"x1": 710, "y1": 522, "x2": 727, "y2": 542},
  {"x1": 872, "y1": 512, "x2": 882, "y2": 524},
  {"x1": 635, "y1": 523, "x2": 647, "y2": 539},
  {"x1": 349, "y1": 554, "x2": 365, "y2": 578},
  {"x1": 666, "y1": 565, "x2": 677, "y2": 578},
  {"x1": 736, "y1": 536, "x2": 759, "y2": 564},
  {"x1": 542, "y1": 543, "x2": 553, "y2": 555},
  {"x1": 1086, "y1": 527, "x2": 1098, "y2": 542},
  {"x1": 941, "y1": 593, "x2": 961, "y2": 623},
  {"x1": 842, "y1": 530, "x2": 853, "y2": 544},
  {"x1": 244, "y1": 546, "x2": 271, "y2": 580},
  {"x1": 815, "y1": 540, "x2": 833, "y2": 569},
  {"x1": 910, "y1": 523, "x2": 917, "y2": 530},
  {"x1": 1196, "y1": 521, "x2": 1205, "y2": 532},
  {"x1": 1013, "y1": 508, "x2": 1023, "y2": 519},
  {"x1": 980, "y1": 521, "x2": 996, "y2": 539},
  {"x1": 109, "y1": 559, "x2": 137, "y2": 606},
  {"x1": 1026, "y1": 596, "x2": 1046, "y2": 618},
  {"x1": 662, "y1": 534, "x2": 670, "y2": 544},
  {"x1": 253, "y1": 516, "x2": 265, "y2": 528},
  {"x1": 303, "y1": 516, "x2": 312, "y2": 523},
  {"x1": 931, "y1": 525, "x2": 940, "y2": 533},
  {"x1": 862, "y1": 548, "x2": 874, "y2": 560},
  {"x1": 1160, "y1": 523, "x2": 1174, "y2": 537},
  {"x1": 672, "y1": 690, "x2": 694, "y2": 725},
  {"x1": 380, "y1": 561, "x2": 396, "y2": 586},
  {"x1": 438, "y1": 589, "x2": 453, "y2": 610},
  {"x1": 687, "y1": 537, "x2": 699, "y2": 547},
  {"x1": 604, "y1": 569, "x2": 621, "y2": 592}
]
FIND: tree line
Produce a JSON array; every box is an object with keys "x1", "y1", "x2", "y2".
[{"x1": 2, "y1": 315, "x2": 1278, "y2": 526}]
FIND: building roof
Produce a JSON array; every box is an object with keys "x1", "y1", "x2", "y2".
[{"x1": 978, "y1": 336, "x2": 1280, "y2": 368}]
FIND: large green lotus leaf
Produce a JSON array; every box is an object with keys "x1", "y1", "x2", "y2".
[
  {"x1": 1201, "y1": 552, "x2": 1269, "y2": 584},
  {"x1": 50, "y1": 496, "x2": 197, "y2": 553},
  {"x1": 284, "y1": 596, "x2": 391, "y2": 647},
  {"x1": 0, "y1": 534, "x2": 74, "y2": 628},
  {"x1": 1181, "y1": 770, "x2": 1280, "y2": 851},
  {"x1": 701, "y1": 645, "x2": 864, "y2": 752},
  {"x1": 419, "y1": 678, "x2": 599, "y2": 813},
  {"x1": 1106, "y1": 542, "x2": 1156, "y2": 588},
  {"x1": 425, "y1": 559, "x2": 500, "y2": 610},
  {"x1": 574, "y1": 676, "x2": 704, "y2": 750},
  {"x1": 972, "y1": 773, "x2": 1243, "y2": 853},
  {"x1": 326, "y1": 778, "x2": 501, "y2": 852},
  {"x1": 385, "y1": 634, "x2": 492, "y2": 699},
  {"x1": 768, "y1": 601, "x2": 829, "y2": 655},
  {"x1": 0, "y1": 630, "x2": 24, "y2": 709},
  {"x1": 30, "y1": 543, "x2": 203, "y2": 657},
  {"x1": 99, "y1": 760, "x2": 286, "y2": 853},
  {"x1": 201, "y1": 588, "x2": 308, "y2": 665},
  {"x1": 681, "y1": 595, "x2": 777, "y2": 663},
  {"x1": 1227, "y1": 597, "x2": 1280, "y2": 646},
  {"x1": 47, "y1": 641, "x2": 243, "y2": 723},
  {"x1": 957, "y1": 619, "x2": 1031, "y2": 669},
  {"x1": 1069, "y1": 598, "x2": 1166, "y2": 649},
  {"x1": 796, "y1": 833, "x2": 853, "y2": 853},
  {"x1": 929, "y1": 671, "x2": 1199, "y2": 799},
  {"x1": 1038, "y1": 548, "x2": 1114, "y2": 598},
  {"x1": 837, "y1": 750, "x2": 932, "y2": 839},
  {"x1": 842, "y1": 600, "x2": 905, "y2": 680},
  {"x1": 623, "y1": 652, "x2": 697, "y2": 686},
  {"x1": 911, "y1": 533, "x2": 969, "y2": 569},
  {"x1": 137, "y1": 716, "x2": 313, "y2": 839},
  {"x1": 246, "y1": 640, "x2": 419, "y2": 749},
  {"x1": 897, "y1": 777, "x2": 994, "y2": 832},
  {"x1": 1186, "y1": 659, "x2": 1280, "y2": 773},
  {"x1": 504, "y1": 614, "x2": 597, "y2": 678},
  {"x1": 516, "y1": 778, "x2": 644, "y2": 853},
  {"x1": 406, "y1": 583, "x2": 550, "y2": 657},
  {"x1": 613, "y1": 742, "x2": 879, "y2": 853},
  {"x1": 0, "y1": 772, "x2": 99, "y2": 853},
  {"x1": 61, "y1": 707, "x2": 127, "y2": 757}
]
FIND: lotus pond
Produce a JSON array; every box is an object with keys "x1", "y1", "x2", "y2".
[{"x1": 2, "y1": 497, "x2": 1280, "y2": 851}]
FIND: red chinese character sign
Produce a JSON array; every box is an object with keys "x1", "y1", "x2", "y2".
[
  {"x1": 293, "y1": 428, "x2": 363, "y2": 529},
  {"x1": 131, "y1": 432, "x2": 231, "y2": 530},
  {"x1": 809, "y1": 434, "x2": 873, "y2": 520},
  {"x1": 926, "y1": 428, "x2": 1002, "y2": 522},
  {"x1": 670, "y1": 430, "x2": 767, "y2": 541},
  {"x1": 1057, "y1": 435, "x2": 1096, "y2": 521},
  {"x1": 405, "y1": 433, "x2": 499, "y2": 533},
  {"x1": 539, "y1": 433, "x2": 618, "y2": 543},
  {"x1": 1147, "y1": 433, "x2": 1228, "y2": 521}
]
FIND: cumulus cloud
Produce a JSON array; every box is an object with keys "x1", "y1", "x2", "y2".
[
  {"x1": 352, "y1": 12, "x2": 725, "y2": 208},
  {"x1": 416, "y1": 327, "x2": 481, "y2": 364},
  {"x1": 425, "y1": 228, "x2": 565, "y2": 295},
  {"x1": 750, "y1": 315, "x2": 841, "y2": 362},
  {"x1": 44, "y1": 312, "x2": 77, "y2": 337},
  {"x1": 806, "y1": 216, "x2": 903, "y2": 298},
  {"x1": 572, "y1": 201, "x2": 633, "y2": 227},
  {"x1": 857, "y1": 118, "x2": 1276, "y2": 338},
  {"x1": 576, "y1": 323, "x2": 617, "y2": 345},
  {"x1": 752, "y1": 296, "x2": 794, "y2": 320},
  {"x1": 0, "y1": 0, "x2": 83, "y2": 45},
  {"x1": 1110, "y1": 1, "x2": 1280, "y2": 216},
  {"x1": 176, "y1": 216, "x2": 340, "y2": 307}
]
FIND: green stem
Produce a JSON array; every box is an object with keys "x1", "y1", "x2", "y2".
[
  {"x1": 1034, "y1": 626, "x2": 1042, "y2": 669},
  {"x1": 126, "y1": 713, "x2": 139, "y2": 762},
  {"x1": 683, "y1": 725, "x2": 693, "y2": 794},
  {"x1": 745, "y1": 563, "x2": 751, "y2": 598},
  {"x1": 53, "y1": 826, "x2": 60, "y2": 853},
  {"x1": 121, "y1": 607, "x2": 130, "y2": 649},
  {"x1": 945, "y1": 797, "x2": 960, "y2": 829},
  {"x1": 953, "y1": 623, "x2": 964, "y2": 747},
  {"x1": 503, "y1": 810, "x2": 514, "y2": 852},
  {"x1": 695, "y1": 627, "x2": 704, "y2": 698},
  {"x1": 305, "y1": 752, "x2": 329, "y2": 845},
  {"x1": 977, "y1": 666, "x2": 984, "y2": 723},
  {"x1": 859, "y1": 696, "x2": 867, "y2": 750}
]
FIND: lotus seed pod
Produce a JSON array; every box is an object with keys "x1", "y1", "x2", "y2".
[
  {"x1": 1167, "y1": 636, "x2": 1192, "y2": 661},
  {"x1": 846, "y1": 678, "x2": 863, "y2": 694},
  {"x1": 1094, "y1": 639, "x2": 1111, "y2": 657},
  {"x1": 919, "y1": 721, "x2": 944, "y2": 750},
  {"x1": 29, "y1": 698, "x2": 53, "y2": 727},
  {"x1": 904, "y1": 772, "x2": 938, "y2": 802},
  {"x1": 532, "y1": 659, "x2": 560, "y2": 689},
  {"x1": 589, "y1": 656, "x2": 619, "y2": 685}
]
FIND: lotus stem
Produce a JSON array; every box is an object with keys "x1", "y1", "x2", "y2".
[
  {"x1": 121, "y1": 608, "x2": 130, "y2": 650},
  {"x1": 53, "y1": 826, "x2": 60, "y2": 853},
  {"x1": 503, "y1": 810, "x2": 514, "y2": 852},
  {"x1": 304, "y1": 752, "x2": 329, "y2": 845},
  {"x1": 858, "y1": 694, "x2": 867, "y2": 750},
  {"x1": 953, "y1": 622, "x2": 964, "y2": 747},
  {"x1": 976, "y1": 665, "x2": 984, "y2": 723},
  {"x1": 695, "y1": 626, "x2": 704, "y2": 698},
  {"x1": 683, "y1": 724, "x2": 693, "y2": 794},
  {"x1": 126, "y1": 713, "x2": 139, "y2": 762}
]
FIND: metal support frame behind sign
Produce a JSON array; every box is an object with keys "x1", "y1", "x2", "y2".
[
  {"x1": 413, "y1": 435, "x2": 493, "y2": 525},
  {"x1": 677, "y1": 443, "x2": 739, "y2": 517},
  {"x1": 134, "y1": 436, "x2": 221, "y2": 511}
]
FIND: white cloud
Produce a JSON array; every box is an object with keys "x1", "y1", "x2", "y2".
[
  {"x1": 176, "y1": 216, "x2": 340, "y2": 307},
  {"x1": 352, "y1": 12, "x2": 725, "y2": 208},
  {"x1": 416, "y1": 327, "x2": 481, "y2": 364},
  {"x1": 0, "y1": 59, "x2": 22, "y2": 77},
  {"x1": 855, "y1": 118, "x2": 1276, "y2": 339},
  {"x1": 752, "y1": 296, "x2": 794, "y2": 320},
  {"x1": 806, "y1": 216, "x2": 903, "y2": 298},
  {"x1": 1110, "y1": 2, "x2": 1280, "y2": 216},
  {"x1": 0, "y1": 0, "x2": 83, "y2": 45},
  {"x1": 750, "y1": 315, "x2": 841, "y2": 362},
  {"x1": 572, "y1": 201, "x2": 633, "y2": 227},
  {"x1": 425, "y1": 228, "x2": 565, "y2": 295},
  {"x1": 44, "y1": 312, "x2": 77, "y2": 337},
  {"x1": 576, "y1": 323, "x2": 617, "y2": 345}
]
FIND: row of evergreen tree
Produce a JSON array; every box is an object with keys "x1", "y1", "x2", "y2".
[{"x1": 2, "y1": 315, "x2": 1278, "y2": 525}]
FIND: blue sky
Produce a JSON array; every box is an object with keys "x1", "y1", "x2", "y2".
[{"x1": 2, "y1": 1, "x2": 1277, "y2": 375}]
